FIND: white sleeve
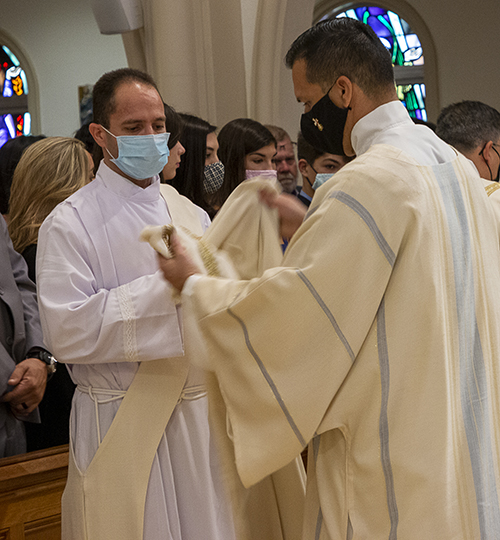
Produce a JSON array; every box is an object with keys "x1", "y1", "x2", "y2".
[{"x1": 36, "y1": 206, "x2": 183, "y2": 365}]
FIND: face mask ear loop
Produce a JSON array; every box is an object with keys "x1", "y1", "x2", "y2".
[
  {"x1": 101, "y1": 125, "x2": 119, "y2": 160},
  {"x1": 491, "y1": 145, "x2": 500, "y2": 182},
  {"x1": 480, "y1": 142, "x2": 494, "y2": 181},
  {"x1": 327, "y1": 80, "x2": 352, "y2": 111},
  {"x1": 303, "y1": 163, "x2": 318, "y2": 189}
]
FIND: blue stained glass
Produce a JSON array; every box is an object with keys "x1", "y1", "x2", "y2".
[
  {"x1": 5, "y1": 114, "x2": 15, "y2": 138},
  {"x1": 368, "y1": 16, "x2": 391, "y2": 39},
  {"x1": 3, "y1": 80, "x2": 13, "y2": 98},
  {"x1": 0, "y1": 44, "x2": 31, "y2": 147},
  {"x1": 0, "y1": 128, "x2": 7, "y2": 148}
]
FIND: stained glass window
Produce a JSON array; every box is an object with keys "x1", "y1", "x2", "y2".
[
  {"x1": 320, "y1": 6, "x2": 427, "y2": 121},
  {"x1": 0, "y1": 45, "x2": 31, "y2": 148}
]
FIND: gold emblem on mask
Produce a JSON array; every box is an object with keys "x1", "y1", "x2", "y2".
[{"x1": 312, "y1": 118, "x2": 323, "y2": 131}]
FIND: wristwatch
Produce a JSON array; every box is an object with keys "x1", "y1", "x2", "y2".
[{"x1": 28, "y1": 349, "x2": 57, "y2": 380}]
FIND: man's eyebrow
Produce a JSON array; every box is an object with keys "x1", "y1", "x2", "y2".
[{"x1": 122, "y1": 116, "x2": 166, "y2": 123}]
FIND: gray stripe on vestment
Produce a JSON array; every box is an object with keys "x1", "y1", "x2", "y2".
[
  {"x1": 296, "y1": 269, "x2": 355, "y2": 362},
  {"x1": 226, "y1": 306, "x2": 307, "y2": 448},
  {"x1": 330, "y1": 191, "x2": 395, "y2": 266},
  {"x1": 304, "y1": 191, "x2": 396, "y2": 267},
  {"x1": 313, "y1": 434, "x2": 321, "y2": 462},
  {"x1": 377, "y1": 298, "x2": 399, "y2": 540},
  {"x1": 315, "y1": 508, "x2": 323, "y2": 540},
  {"x1": 434, "y1": 161, "x2": 500, "y2": 539}
]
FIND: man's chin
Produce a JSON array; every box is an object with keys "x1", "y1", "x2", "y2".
[{"x1": 279, "y1": 178, "x2": 297, "y2": 194}]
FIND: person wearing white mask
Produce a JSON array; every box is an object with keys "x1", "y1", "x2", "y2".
[{"x1": 36, "y1": 69, "x2": 235, "y2": 540}]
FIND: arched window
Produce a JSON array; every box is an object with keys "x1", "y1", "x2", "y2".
[
  {"x1": 318, "y1": 5, "x2": 428, "y2": 121},
  {"x1": 0, "y1": 44, "x2": 31, "y2": 148}
]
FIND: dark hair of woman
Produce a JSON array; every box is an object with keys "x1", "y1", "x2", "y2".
[
  {"x1": 214, "y1": 118, "x2": 276, "y2": 209},
  {"x1": 168, "y1": 113, "x2": 216, "y2": 213},
  {"x1": 164, "y1": 103, "x2": 183, "y2": 150}
]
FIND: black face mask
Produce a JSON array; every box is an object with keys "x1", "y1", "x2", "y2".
[
  {"x1": 493, "y1": 145, "x2": 500, "y2": 183},
  {"x1": 300, "y1": 89, "x2": 350, "y2": 157}
]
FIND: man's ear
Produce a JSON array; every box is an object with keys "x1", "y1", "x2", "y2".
[
  {"x1": 482, "y1": 140, "x2": 495, "y2": 165},
  {"x1": 298, "y1": 158, "x2": 310, "y2": 176},
  {"x1": 89, "y1": 123, "x2": 107, "y2": 149},
  {"x1": 333, "y1": 76, "x2": 353, "y2": 108}
]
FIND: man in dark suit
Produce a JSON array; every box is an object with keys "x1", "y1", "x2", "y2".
[{"x1": 0, "y1": 217, "x2": 50, "y2": 457}]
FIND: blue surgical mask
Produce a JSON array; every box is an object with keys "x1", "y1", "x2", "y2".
[
  {"x1": 312, "y1": 172, "x2": 334, "y2": 191},
  {"x1": 102, "y1": 126, "x2": 170, "y2": 180}
]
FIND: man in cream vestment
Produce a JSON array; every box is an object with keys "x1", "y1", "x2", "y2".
[
  {"x1": 160, "y1": 19, "x2": 500, "y2": 539},
  {"x1": 36, "y1": 69, "x2": 236, "y2": 540}
]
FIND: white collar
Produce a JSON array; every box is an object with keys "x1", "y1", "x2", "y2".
[
  {"x1": 351, "y1": 101, "x2": 413, "y2": 157},
  {"x1": 97, "y1": 161, "x2": 161, "y2": 202}
]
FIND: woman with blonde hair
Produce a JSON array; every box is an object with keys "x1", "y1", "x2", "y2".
[
  {"x1": 8, "y1": 135, "x2": 91, "y2": 451},
  {"x1": 9, "y1": 136, "x2": 91, "y2": 272}
]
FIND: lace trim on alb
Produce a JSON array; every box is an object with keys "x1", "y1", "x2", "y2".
[{"x1": 117, "y1": 283, "x2": 139, "y2": 363}]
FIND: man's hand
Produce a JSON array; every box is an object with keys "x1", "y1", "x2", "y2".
[
  {"x1": 0, "y1": 358, "x2": 47, "y2": 415},
  {"x1": 259, "y1": 189, "x2": 307, "y2": 240},
  {"x1": 158, "y1": 233, "x2": 202, "y2": 292}
]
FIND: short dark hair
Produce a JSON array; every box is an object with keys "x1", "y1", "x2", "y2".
[
  {"x1": 297, "y1": 131, "x2": 326, "y2": 165},
  {"x1": 0, "y1": 135, "x2": 46, "y2": 214},
  {"x1": 215, "y1": 118, "x2": 276, "y2": 208},
  {"x1": 285, "y1": 17, "x2": 394, "y2": 97},
  {"x1": 436, "y1": 101, "x2": 500, "y2": 153},
  {"x1": 91, "y1": 68, "x2": 160, "y2": 128},
  {"x1": 168, "y1": 113, "x2": 216, "y2": 214}
]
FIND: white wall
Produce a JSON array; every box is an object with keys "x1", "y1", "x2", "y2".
[
  {"x1": 1, "y1": 0, "x2": 127, "y2": 137},
  {"x1": 405, "y1": 0, "x2": 500, "y2": 113}
]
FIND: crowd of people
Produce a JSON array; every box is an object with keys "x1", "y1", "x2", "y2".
[{"x1": 1, "y1": 15, "x2": 500, "y2": 540}]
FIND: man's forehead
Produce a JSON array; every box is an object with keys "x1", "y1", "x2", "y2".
[
  {"x1": 276, "y1": 138, "x2": 294, "y2": 156},
  {"x1": 112, "y1": 81, "x2": 163, "y2": 114}
]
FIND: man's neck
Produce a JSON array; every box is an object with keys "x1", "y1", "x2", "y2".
[
  {"x1": 343, "y1": 88, "x2": 398, "y2": 156},
  {"x1": 104, "y1": 157, "x2": 153, "y2": 188}
]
